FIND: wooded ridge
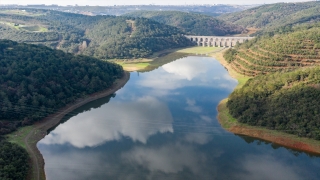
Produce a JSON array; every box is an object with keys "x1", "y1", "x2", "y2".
[
  {"x1": 0, "y1": 9, "x2": 193, "y2": 59},
  {"x1": 124, "y1": 10, "x2": 246, "y2": 36},
  {"x1": 218, "y1": 1, "x2": 320, "y2": 34},
  {"x1": 224, "y1": 24, "x2": 320, "y2": 76},
  {"x1": 223, "y1": 18, "x2": 320, "y2": 140},
  {"x1": 227, "y1": 67, "x2": 320, "y2": 140},
  {"x1": 0, "y1": 40, "x2": 124, "y2": 135}
]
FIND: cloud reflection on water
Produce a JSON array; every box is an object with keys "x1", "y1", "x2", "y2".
[
  {"x1": 235, "y1": 155, "x2": 304, "y2": 180},
  {"x1": 40, "y1": 96, "x2": 173, "y2": 148},
  {"x1": 122, "y1": 143, "x2": 206, "y2": 174},
  {"x1": 162, "y1": 58, "x2": 209, "y2": 81},
  {"x1": 41, "y1": 145, "x2": 310, "y2": 180},
  {"x1": 184, "y1": 133, "x2": 213, "y2": 145},
  {"x1": 137, "y1": 57, "x2": 238, "y2": 97},
  {"x1": 184, "y1": 98, "x2": 202, "y2": 113},
  {"x1": 37, "y1": 56, "x2": 320, "y2": 180},
  {"x1": 41, "y1": 141, "x2": 218, "y2": 180}
]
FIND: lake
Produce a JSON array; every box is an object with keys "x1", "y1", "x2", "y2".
[{"x1": 38, "y1": 56, "x2": 320, "y2": 180}]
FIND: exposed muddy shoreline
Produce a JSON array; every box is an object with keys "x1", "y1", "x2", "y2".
[
  {"x1": 212, "y1": 51, "x2": 320, "y2": 155},
  {"x1": 25, "y1": 72, "x2": 130, "y2": 180}
]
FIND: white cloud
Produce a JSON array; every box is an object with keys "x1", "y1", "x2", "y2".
[
  {"x1": 39, "y1": 96, "x2": 173, "y2": 148},
  {"x1": 122, "y1": 143, "x2": 206, "y2": 174},
  {"x1": 200, "y1": 115, "x2": 212, "y2": 122},
  {"x1": 137, "y1": 57, "x2": 238, "y2": 97},
  {"x1": 137, "y1": 72, "x2": 184, "y2": 91},
  {"x1": 184, "y1": 133, "x2": 212, "y2": 145},
  {"x1": 235, "y1": 155, "x2": 304, "y2": 180},
  {"x1": 43, "y1": 151, "x2": 109, "y2": 180},
  {"x1": 162, "y1": 58, "x2": 209, "y2": 81},
  {"x1": 185, "y1": 98, "x2": 202, "y2": 113}
]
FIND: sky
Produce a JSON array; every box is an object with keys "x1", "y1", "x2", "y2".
[{"x1": 0, "y1": 0, "x2": 314, "y2": 6}]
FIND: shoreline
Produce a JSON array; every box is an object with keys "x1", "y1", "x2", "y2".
[
  {"x1": 12, "y1": 46, "x2": 320, "y2": 180},
  {"x1": 113, "y1": 46, "x2": 217, "y2": 72},
  {"x1": 211, "y1": 50, "x2": 320, "y2": 155},
  {"x1": 23, "y1": 72, "x2": 130, "y2": 180},
  {"x1": 112, "y1": 47, "x2": 192, "y2": 72}
]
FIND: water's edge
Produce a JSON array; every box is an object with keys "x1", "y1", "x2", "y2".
[
  {"x1": 29, "y1": 72, "x2": 130, "y2": 180},
  {"x1": 33, "y1": 48, "x2": 320, "y2": 180},
  {"x1": 212, "y1": 51, "x2": 320, "y2": 155}
]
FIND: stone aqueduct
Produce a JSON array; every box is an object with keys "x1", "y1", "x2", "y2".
[{"x1": 185, "y1": 35, "x2": 254, "y2": 47}]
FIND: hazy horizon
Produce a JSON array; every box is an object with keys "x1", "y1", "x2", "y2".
[{"x1": 0, "y1": 0, "x2": 314, "y2": 6}]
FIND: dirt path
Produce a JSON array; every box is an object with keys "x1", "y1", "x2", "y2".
[
  {"x1": 56, "y1": 34, "x2": 64, "y2": 50},
  {"x1": 24, "y1": 72, "x2": 130, "y2": 180}
]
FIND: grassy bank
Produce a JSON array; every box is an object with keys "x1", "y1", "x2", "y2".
[
  {"x1": 112, "y1": 47, "x2": 189, "y2": 71},
  {"x1": 6, "y1": 126, "x2": 34, "y2": 149},
  {"x1": 5, "y1": 72, "x2": 130, "y2": 180},
  {"x1": 213, "y1": 49, "x2": 320, "y2": 155},
  {"x1": 177, "y1": 46, "x2": 221, "y2": 54},
  {"x1": 211, "y1": 49, "x2": 250, "y2": 88},
  {"x1": 114, "y1": 60, "x2": 151, "y2": 71},
  {"x1": 114, "y1": 46, "x2": 222, "y2": 72}
]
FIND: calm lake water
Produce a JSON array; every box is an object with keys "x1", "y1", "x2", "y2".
[{"x1": 38, "y1": 56, "x2": 320, "y2": 180}]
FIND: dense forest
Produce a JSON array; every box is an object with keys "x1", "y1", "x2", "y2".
[
  {"x1": 223, "y1": 24, "x2": 320, "y2": 76},
  {"x1": 0, "y1": 9, "x2": 193, "y2": 59},
  {"x1": 0, "y1": 40, "x2": 123, "y2": 134},
  {"x1": 0, "y1": 141, "x2": 29, "y2": 179},
  {"x1": 218, "y1": 1, "x2": 320, "y2": 34},
  {"x1": 124, "y1": 11, "x2": 245, "y2": 36},
  {"x1": 227, "y1": 67, "x2": 320, "y2": 140},
  {"x1": 222, "y1": 16, "x2": 320, "y2": 140},
  {"x1": 82, "y1": 17, "x2": 193, "y2": 59}
]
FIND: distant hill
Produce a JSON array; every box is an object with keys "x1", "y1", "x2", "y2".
[
  {"x1": 218, "y1": 2, "x2": 320, "y2": 33},
  {"x1": 124, "y1": 11, "x2": 246, "y2": 36},
  {"x1": 0, "y1": 9, "x2": 193, "y2": 59},
  {"x1": 227, "y1": 66, "x2": 320, "y2": 140},
  {"x1": 3, "y1": 4, "x2": 256, "y2": 16},
  {"x1": 223, "y1": 24, "x2": 320, "y2": 76},
  {"x1": 0, "y1": 40, "x2": 123, "y2": 134}
]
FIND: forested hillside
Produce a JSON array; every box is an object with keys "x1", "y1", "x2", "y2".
[
  {"x1": 218, "y1": 1, "x2": 320, "y2": 33},
  {"x1": 0, "y1": 141, "x2": 29, "y2": 179},
  {"x1": 227, "y1": 67, "x2": 320, "y2": 140},
  {"x1": 125, "y1": 11, "x2": 245, "y2": 36},
  {"x1": 0, "y1": 40, "x2": 123, "y2": 134},
  {"x1": 0, "y1": 9, "x2": 193, "y2": 59},
  {"x1": 222, "y1": 20, "x2": 320, "y2": 140},
  {"x1": 223, "y1": 24, "x2": 320, "y2": 76}
]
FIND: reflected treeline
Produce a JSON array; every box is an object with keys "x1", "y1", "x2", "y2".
[
  {"x1": 237, "y1": 134, "x2": 320, "y2": 158},
  {"x1": 47, "y1": 94, "x2": 116, "y2": 133},
  {"x1": 139, "y1": 52, "x2": 189, "y2": 72}
]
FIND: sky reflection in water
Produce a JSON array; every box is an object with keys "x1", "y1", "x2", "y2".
[{"x1": 38, "y1": 56, "x2": 320, "y2": 180}]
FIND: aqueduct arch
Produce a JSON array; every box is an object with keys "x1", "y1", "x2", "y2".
[{"x1": 185, "y1": 35, "x2": 254, "y2": 47}]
